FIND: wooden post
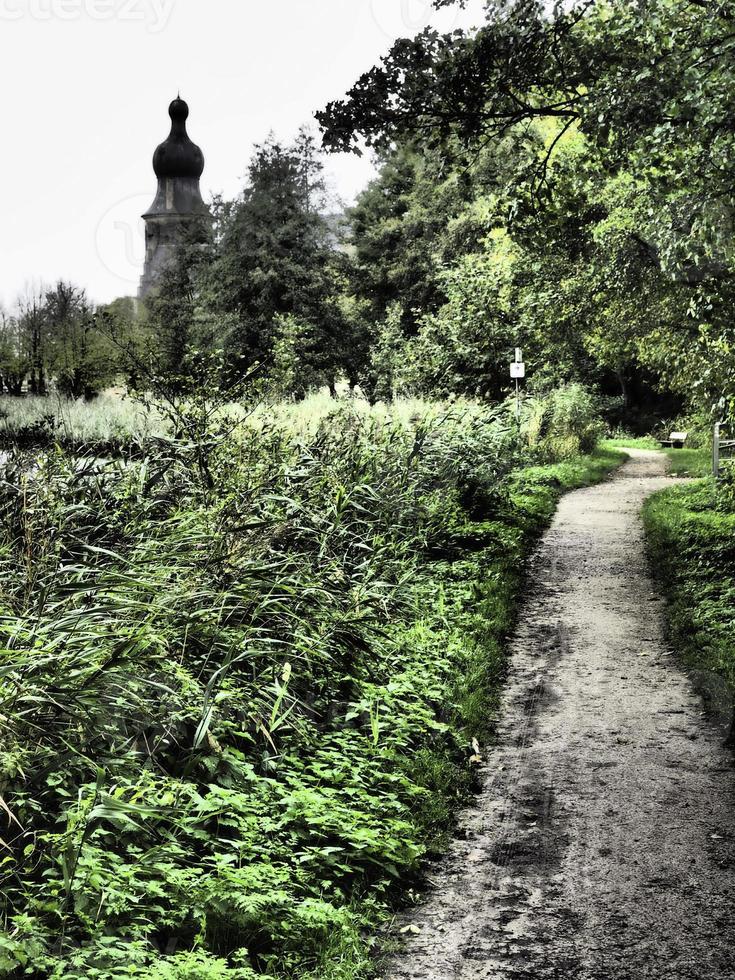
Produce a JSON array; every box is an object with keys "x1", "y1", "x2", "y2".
[{"x1": 714, "y1": 422, "x2": 720, "y2": 479}]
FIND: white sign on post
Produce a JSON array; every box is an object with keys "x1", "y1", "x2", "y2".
[{"x1": 510, "y1": 362, "x2": 526, "y2": 379}]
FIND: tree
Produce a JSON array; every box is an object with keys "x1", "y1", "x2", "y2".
[
  {"x1": 348, "y1": 148, "x2": 435, "y2": 332},
  {"x1": 319, "y1": 0, "x2": 735, "y2": 418},
  {"x1": 267, "y1": 314, "x2": 328, "y2": 400},
  {"x1": 367, "y1": 303, "x2": 411, "y2": 403},
  {"x1": 206, "y1": 130, "x2": 346, "y2": 390},
  {"x1": 17, "y1": 284, "x2": 48, "y2": 395},
  {"x1": 407, "y1": 229, "x2": 520, "y2": 400},
  {"x1": 0, "y1": 308, "x2": 27, "y2": 395},
  {"x1": 319, "y1": 0, "x2": 735, "y2": 279},
  {"x1": 318, "y1": 2, "x2": 586, "y2": 161},
  {"x1": 44, "y1": 281, "x2": 117, "y2": 399}
]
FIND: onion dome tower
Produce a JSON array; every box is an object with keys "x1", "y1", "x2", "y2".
[{"x1": 139, "y1": 96, "x2": 211, "y2": 299}]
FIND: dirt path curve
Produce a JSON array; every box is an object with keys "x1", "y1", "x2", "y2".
[{"x1": 383, "y1": 449, "x2": 735, "y2": 980}]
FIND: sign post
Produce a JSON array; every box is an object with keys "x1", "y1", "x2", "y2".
[{"x1": 510, "y1": 348, "x2": 525, "y2": 423}]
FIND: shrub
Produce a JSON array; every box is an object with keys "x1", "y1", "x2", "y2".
[{"x1": 523, "y1": 384, "x2": 605, "y2": 461}]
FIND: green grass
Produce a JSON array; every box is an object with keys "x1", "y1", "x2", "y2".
[
  {"x1": 0, "y1": 392, "x2": 622, "y2": 980},
  {"x1": 603, "y1": 435, "x2": 661, "y2": 450},
  {"x1": 253, "y1": 392, "x2": 444, "y2": 432},
  {"x1": 520, "y1": 447, "x2": 625, "y2": 494},
  {"x1": 644, "y1": 479, "x2": 735, "y2": 722},
  {"x1": 0, "y1": 393, "x2": 167, "y2": 442},
  {"x1": 661, "y1": 447, "x2": 712, "y2": 478},
  {"x1": 0, "y1": 392, "x2": 484, "y2": 452}
]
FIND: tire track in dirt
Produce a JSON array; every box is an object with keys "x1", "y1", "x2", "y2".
[{"x1": 382, "y1": 450, "x2": 735, "y2": 979}]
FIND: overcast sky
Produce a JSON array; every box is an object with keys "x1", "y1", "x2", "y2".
[{"x1": 0, "y1": 0, "x2": 486, "y2": 307}]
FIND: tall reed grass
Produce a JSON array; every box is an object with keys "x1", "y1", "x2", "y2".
[{"x1": 0, "y1": 385, "x2": 610, "y2": 979}]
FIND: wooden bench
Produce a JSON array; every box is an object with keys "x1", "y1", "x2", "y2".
[{"x1": 660, "y1": 430, "x2": 689, "y2": 449}]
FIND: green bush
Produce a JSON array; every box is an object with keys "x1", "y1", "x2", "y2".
[{"x1": 523, "y1": 384, "x2": 606, "y2": 461}]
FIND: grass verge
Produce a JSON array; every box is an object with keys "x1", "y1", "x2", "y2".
[
  {"x1": 643, "y1": 479, "x2": 735, "y2": 729},
  {"x1": 661, "y1": 448, "x2": 712, "y2": 478},
  {"x1": 603, "y1": 436, "x2": 661, "y2": 450}
]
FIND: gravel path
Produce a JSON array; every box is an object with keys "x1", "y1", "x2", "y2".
[{"x1": 383, "y1": 449, "x2": 735, "y2": 980}]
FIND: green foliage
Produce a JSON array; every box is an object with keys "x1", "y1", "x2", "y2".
[
  {"x1": 319, "y1": 0, "x2": 735, "y2": 423},
  {"x1": 345, "y1": 147, "x2": 476, "y2": 336},
  {"x1": 0, "y1": 311, "x2": 29, "y2": 396},
  {"x1": 133, "y1": 130, "x2": 348, "y2": 399},
  {"x1": 522, "y1": 384, "x2": 606, "y2": 461},
  {"x1": 266, "y1": 315, "x2": 331, "y2": 401},
  {"x1": 603, "y1": 436, "x2": 661, "y2": 451},
  {"x1": 140, "y1": 228, "x2": 218, "y2": 393},
  {"x1": 338, "y1": 115, "x2": 692, "y2": 415},
  {"x1": 407, "y1": 230, "x2": 519, "y2": 401},
  {"x1": 0, "y1": 394, "x2": 165, "y2": 449},
  {"x1": 44, "y1": 282, "x2": 118, "y2": 399},
  {"x1": 644, "y1": 481, "x2": 735, "y2": 719},
  {"x1": 205, "y1": 131, "x2": 345, "y2": 386},
  {"x1": 0, "y1": 393, "x2": 614, "y2": 978},
  {"x1": 662, "y1": 448, "x2": 712, "y2": 479},
  {"x1": 0, "y1": 282, "x2": 120, "y2": 400},
  {"x1": 366, "y1": 304, "x2": 410, "y2": 403},
  {"x1": 146, "y1": 950, "x2": 262, "y2": 980}
]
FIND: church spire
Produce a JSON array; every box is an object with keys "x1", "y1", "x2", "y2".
[{"x1": 139, "y1": 96, "x2": 211, "y2": 300}]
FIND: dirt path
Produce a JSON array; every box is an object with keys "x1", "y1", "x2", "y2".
[{"x1": 383, "y1": 449, "x2": 735, "y2": 979}]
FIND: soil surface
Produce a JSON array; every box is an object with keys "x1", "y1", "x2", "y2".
[{"x1": 383, "y1": 450, "x2": 735, "y2": 980}]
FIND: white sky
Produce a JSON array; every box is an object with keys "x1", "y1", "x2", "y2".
[{"x1": 0, "y1": 0, "x2": 486, "y2": 307}]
